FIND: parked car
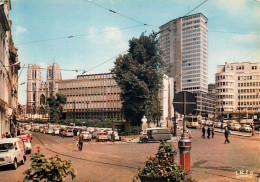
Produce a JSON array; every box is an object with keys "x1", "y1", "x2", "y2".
[
  {"x1": 205, "y1": 120, "x2": 213, "y2": 126},
  {"x1": 65, "y1": 129, "x2": 74, "y2": 137},
  {"x1": 46, "y1": 128, "x2": 53, "y2": 135},
  {"x1": 17, "y1": 135, "x2": 31, "y2": 154},
  {"x1": 91, "y1": 131, "x2": 98, "y2": 139},
  {"x1": 0, "y1": 138, "x2": 26, "y2": 170},
  {"x1": 81, "y1": 131, "x2": 92, "y2": 141},
  {"x1": 140, "y1": 128, "x2": 172, "y2": 143},
  {"x1": 230, "y1": 123, "x2": 241, "y2": 131},
  {"x1": 214, "y1": 122, "x2": 221, "y2": 128},
  {"x1": 108, "y1": 131, "x2": 120, "y2": 141},
  {"x1": 239, "y1": 125, "x2": 252, "y2": 132},
  {"x1": 20, "y1": 131, "x2": 32, "y2": 141},
  {"x1": 52, "y1": 128, "x2": 60, "y2": 135},
  {"x1": 96, "y1": 132, "x2": 109, "y2": 142}
]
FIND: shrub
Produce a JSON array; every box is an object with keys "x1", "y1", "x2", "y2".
[
  {"x1": 137, "y1": 142, "x2": 195, "y2": 182},
  {"x1": 24, "y1": 153, "x2": 77, "y2": 182}
]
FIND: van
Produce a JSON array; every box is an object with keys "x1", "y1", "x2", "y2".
[
  {"x1": 140, "y1": 128, "x2": 172, "y2": 143},
  {"x1": 0, "y1": 138, "x2": 26, "y2": 169}
]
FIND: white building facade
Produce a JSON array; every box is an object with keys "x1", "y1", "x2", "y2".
[
  {"x1": 215, "y1": 62, "x2": 260, "y2": 119},
  {"x1": 0, "y1": 0, "x2": 20, "y2": 139}
]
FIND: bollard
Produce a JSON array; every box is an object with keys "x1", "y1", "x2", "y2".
[
  {"x1": 178, "y1": 132, "x2": 191, "y2": 172},
  {"x1": 36, "y1": 146, "x2": 41, "y2": 153}
]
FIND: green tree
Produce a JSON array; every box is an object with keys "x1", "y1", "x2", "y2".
[
  {"x1": 47, "y1": 93, "x2": 67, "y2": 123},
  {"x1": 111, "y1": 33, "x2": 163, "y2": 126},
  {"x1": 24, "y1": 153, "x2": 77, "y2": 182}
]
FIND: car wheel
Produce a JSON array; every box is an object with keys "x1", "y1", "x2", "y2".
[
  {"x1": 142, "y1": 138, "x2": 148, "y2": 143},
  {"x1": 12, "y1": 158, "x2": 18, "y2": 170},
  {"x1": 28, "y1": 150, "x2": 31, "y2": 154}
]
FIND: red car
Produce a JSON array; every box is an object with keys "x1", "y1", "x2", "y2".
[
  {"x1": 96, "y1": 132, "x2": 109, "y2": 142},
  {"x1": 17, "y1": 135, "x2": 32, "y2": 154},
  {"x1": 20, "y1": 131, "x2": 32, "y2": 142}
]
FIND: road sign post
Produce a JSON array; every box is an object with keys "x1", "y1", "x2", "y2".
[{"x1": 173, "y1": 91, "x2": 196, "y2": 173}]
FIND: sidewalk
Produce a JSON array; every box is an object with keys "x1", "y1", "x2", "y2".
[{"x1": 214, "y1": 128, "x2": 253, "y2": 137}]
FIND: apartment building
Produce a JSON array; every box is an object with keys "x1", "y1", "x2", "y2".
[
  {"x1": 0, "y1": 0, "x2": 20, "y2": 139},
  {"x1": 215, "y1": 62, "x2": 260, "y2": 119}
]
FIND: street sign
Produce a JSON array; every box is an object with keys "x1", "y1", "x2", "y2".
[{"x1": 172, "y1": 91, "x2": 196, "y2": 115}]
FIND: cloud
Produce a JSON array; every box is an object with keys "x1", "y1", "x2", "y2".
[
  {"x1": 213, "y1": 0, "x2": 252, "y2": 14},
  {"x1": 15, "y1": 26, "x2": 28, "y2": 36},
  {"x1": 104, "y1": 27, "x2": 123, "y2": 41},
  {"x1": 232, "y1": 34, "x2": 260, "y2": 44}
]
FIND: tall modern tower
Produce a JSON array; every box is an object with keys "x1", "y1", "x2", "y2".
[
  {"x1": 159, "y1": 13, "x2": 208, "y2": 93},
  {"x1": 159, "y1": 13, "x2": 212, "y2": 117}
]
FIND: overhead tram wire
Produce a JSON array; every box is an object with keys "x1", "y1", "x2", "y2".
[
  {"x1": 83, "y1": 0, "x2": 158, "y2": 28},
  {"x1": 183, "y1": 0, "x2": 208, "y2": 16},
  {"x1": 18, "y1": 25, "x2": 146, "y2": 45}
]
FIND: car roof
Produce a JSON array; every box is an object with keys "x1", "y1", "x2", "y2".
[
  {"x1": 17, "y1": 135, "x2": 29, "y2": 139},
  {"x1": 0, "y1": 138, "x2": 21, "y2": 143}
]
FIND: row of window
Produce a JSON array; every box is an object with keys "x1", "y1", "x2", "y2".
[
  {"x1": 182, "y1": 33, "x2": 200, "y2": 39},
  {"x1": 182, "y1": 14, "x2": 201, "y2": 21},
  {"x1": 238, "y1": 75, "x2": 260, "y2": 80},
  {"x1": 183, "y1": 86, "x2": 200, "y2": 90},
  {"x1": 239, "y1": 88, "x2": 260, "y2": 93},
  {"x1": 183, "y1": 41, "x2": 200, "y2": 47},
  {"x1": 238, "y1": 95, "x2": 260, "y2": 99},
  {"x1": 182, "y1": 28, "x2": 200, "y2": 35},
  {"x1": 238, "y1": 101, "x2": 260, "y2": 106},
  {"x1": 182, "y1": 19, "x2": 200, "y2": 26},
  {"x1": 182, "y1": 37, "x2": 200, "y2": 43},
  {"x1": 216, "y1": 75, "x2": 233, "y2": 80},
  {"x1": 238, "y1": 82, "x2": 260, "y2": 87},
  {"x1": 216, "y1": 101, "x2": 234, "y2": 106},
  {"x1": 216, "y1": 88, "x2": 234, "y2": 93},
  {"x1": 182, "y1": 25, "x2": 200, "y2": 31},
  {"x1": 183, "y1": 49, "x2": 200, "y2": 55},
  {"x1": 216, "y1": 82, "x2": 233, "y2": 87},
  {"x1": 216, "y1": 95, "x2": 233, "y2": 99},
  {"x1": 182, "y1": 45, "x2": 200, "y2": 51},
  {"x1": 182, "y1": 53, "x2": 200, "y2": 59}
]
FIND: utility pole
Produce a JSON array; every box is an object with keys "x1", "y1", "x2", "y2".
[
  {"x1": 73, "y1": 100, "x2": 75, "y2": 124},
  {"x1": 238, "y1": 90, "x2": 240, "y2": 124}
]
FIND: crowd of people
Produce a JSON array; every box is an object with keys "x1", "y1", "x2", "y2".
[{"x1": 201, "y1": 125, "x2": 231, "y2": 144}]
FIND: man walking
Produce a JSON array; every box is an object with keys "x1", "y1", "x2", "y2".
[
  {"x1": 211, "y1": 126, "x2": 215, "y2": 138},
  {"x1": 207, "y1": 127, "x2": 211, "y2": 139},
  {"x1": 224, "y1": 127, "x2": 231, "y2": 144},
  {"x1": 78, "y1": 132, "x2": 84, "y2": 151},
  {"x1": 202, "y1": 126, "x2": 205, "y2": 138}
]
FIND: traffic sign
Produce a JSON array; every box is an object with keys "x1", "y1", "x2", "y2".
[{"x1": 172, "y1": 91, "x2": 196, "y2": 115}]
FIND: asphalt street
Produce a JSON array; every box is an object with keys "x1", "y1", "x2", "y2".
[{"x1": 0, "y1": 129, "x2": 259, "y2": 182}]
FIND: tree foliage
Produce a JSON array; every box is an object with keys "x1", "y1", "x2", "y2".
[
  {"x1": 47, "y1": 93, "x2": 67, "y2": 123},
  {"x1": 111, "y1": 33, "x2": 163, "y2": 126},
  {"x1": 24, "y1": 153, "x2": 77, "y2": 182}
]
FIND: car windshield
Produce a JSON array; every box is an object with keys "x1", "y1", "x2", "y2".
[{"x1": 0, "y1": 143, "x2": 14, "y2": 152}]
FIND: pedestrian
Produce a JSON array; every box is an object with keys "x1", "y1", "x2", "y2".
[
  {"x1": 17, "y1": 129, "x2": 20, "y2": 136},
  {"x1": 211, "y1": 126, "x2": 215, "y2": 138},
  {"x1": 207, "y1": 127, "x2": 211, "y2": 139},
  {"x1": 202, "y1": 125, "x2": 205, "y2": 138},
  {"x1": 2, "y1": 134, "x2": 5, "y2": 139},
  {"x1": 188, "y1": 129, "x2": 192, "y2": 139},
  {"x1": 224, "y1": 127, "x2": 231, "y2": 144},
  {"x1": 78, "y1": 132, "x2": 84, "y2": 151},
  {"x1": 252, "y1": 125, "x2": 255, "y2": 136},
  {"x1": 6, "y1": 132, "x2": 11, "y2": 138},
  {"x1": 111, "y1": 131, "x2": 115, "y2": 142}
]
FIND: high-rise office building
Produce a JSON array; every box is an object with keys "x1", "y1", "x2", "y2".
[
  {"x1": 159, "y1": 13, "x2": 212, "y2": 117},
  {"x1": 159, "y1": 13, "x2": 208, "y2": 93}
]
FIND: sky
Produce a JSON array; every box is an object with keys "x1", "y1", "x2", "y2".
[{"x1": 6, "y1": 0, "x2": 260, "y2": 105}]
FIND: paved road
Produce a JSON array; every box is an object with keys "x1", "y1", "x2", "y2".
[{"x1": 0, "y1": 130, "x2": 258, "y2": 182}]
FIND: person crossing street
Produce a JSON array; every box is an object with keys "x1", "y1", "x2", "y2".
[{"x1": 78, "y1": 132, "x2": 84, "y2": 151}]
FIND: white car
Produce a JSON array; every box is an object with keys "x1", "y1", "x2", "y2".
[
  {"x1": 46, "y1": 128, "x2": 53, "y2": 134},
  {"x1": 81, "y1": 131, "x2": 92, "y2": 141},
  {"x1": 108, "y1": 131, "x2": 120, "y2": 141},
  {"x1": 53, "y1": 128, "x2": 60, "y2": 135},
  {"x1": 0, "y1": 138, "x2": 26, "y2": 169},
  {"x1": 65, "y1": 129, "x2": 74, "y2": 137}
]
